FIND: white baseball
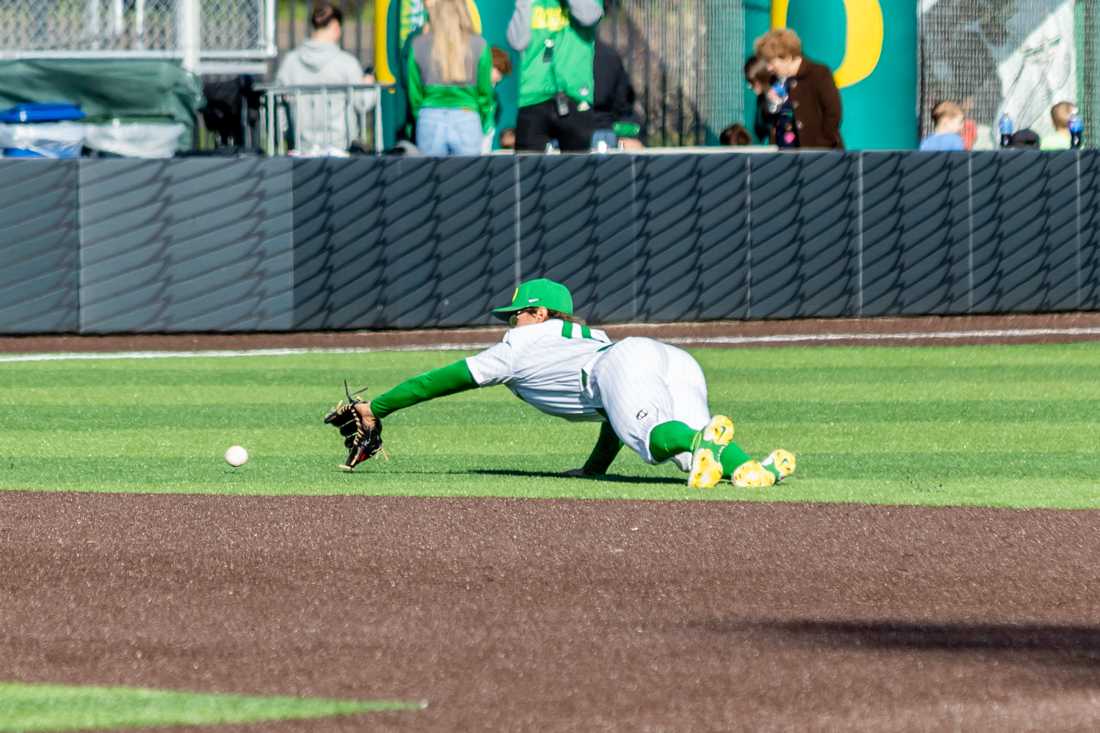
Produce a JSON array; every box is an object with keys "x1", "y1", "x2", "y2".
[{"x1": 224, "y1": 445, "x2": 249, "y2": 467}]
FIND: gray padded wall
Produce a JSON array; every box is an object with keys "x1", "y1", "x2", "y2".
[
  {"x1": 1082, "y1": 152, "x2": 1100, "y2": 310},
  {"x1": 79, "y1": 158, "x2": 293, "y2": 333},
  {"x1": 634, "y1": 154, "x2": 749, "y2": 323},
  {"x1": 292, "y1": 156, "x2": 516, "y2": 330},
  {"x1": 0, "y1": 160, "x2": 80, "y2": 332},
  {"x1": 968, "y1": 151, "x2": 1078, "y2": 314},
  {"x1": 750, "y1": 153, "x2": 859, "y2": 319},
  {"x1": 2, "y1": 152, "x2": 1099, "y2": 335},
  {"x1": 519, "y1": 155, "x2": 637, "y2": 324},
  {"x1": 860, "y1": 152, "x2": 970, "y2": 316}
]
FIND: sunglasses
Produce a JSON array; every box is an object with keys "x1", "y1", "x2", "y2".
[{"x1": 508, "y1": 307, "x2": 539, "y2": 327}]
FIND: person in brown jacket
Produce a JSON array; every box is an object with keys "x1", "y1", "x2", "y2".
[{"x1": 754, "y1": 29, "x2": 844, "y2": 149}]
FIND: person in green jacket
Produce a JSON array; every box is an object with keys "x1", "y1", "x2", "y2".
[
  {"x1": 507, "y1": 0, "x2": 603, "y2": 151},
  {"x1": 407, "y1": 0, "x2": 494, "y2": 156}
]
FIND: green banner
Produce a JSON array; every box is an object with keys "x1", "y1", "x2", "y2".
[{"x1": 771, "y1": 0, "x2": 917, "y2": 150}]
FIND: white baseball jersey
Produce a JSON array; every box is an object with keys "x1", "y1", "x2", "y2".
[{"x1": 465, "y1": 319, "x2": 611, "y2": 421}]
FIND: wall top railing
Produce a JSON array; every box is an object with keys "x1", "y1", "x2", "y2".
[{"x1": 254, "y1": 83, "x2": 392, "y2": 157}]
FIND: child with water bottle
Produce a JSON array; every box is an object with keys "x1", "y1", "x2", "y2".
[{"x1": 1041, "y1": 102, "x2": 1082, "y2": 150}]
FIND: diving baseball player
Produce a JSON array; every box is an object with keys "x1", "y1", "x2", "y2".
[{"x1": 325, "y1": 278, "x2": 795, "y2": 488}]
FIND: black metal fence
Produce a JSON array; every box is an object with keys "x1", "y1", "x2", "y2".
[{"x1": 597, "y1": 0, "x2": 745, "y2": 147}]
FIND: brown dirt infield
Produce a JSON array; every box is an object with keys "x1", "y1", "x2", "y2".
[
  {"x1": 3, "y1": 494, "x2": 1100, "y2": 732},
  {"x1": 3, "y1": 314, "x2": 1100, "y2": 731},
  {"x1": 3, "y1": 311, "x2": 1100, "y2": 353}
]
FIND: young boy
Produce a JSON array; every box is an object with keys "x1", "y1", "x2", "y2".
[
  {"x1": 1040, "y1": 102, "x2": 1074, "y2": 151},
  {"x1": 920, "y1": 101, "x2": 966, "y2": 151},
  {"x1": 334, "y1": 278, "x2": 796, "y2": 489}
]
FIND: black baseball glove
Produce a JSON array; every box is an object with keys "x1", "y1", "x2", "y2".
[{"x1": 323, "y1": 383, "x2": 384, "y2": 471}]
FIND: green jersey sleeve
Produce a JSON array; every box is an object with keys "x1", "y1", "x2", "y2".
[
  {"x1": 476, "y1": 43, "x2": 495, "y2": 132},
  {"x1": 370, "y1": 359, "x2": 478, "y2": 418},
  {"x1": 406, "y1": 45, "x2": 425, "y2": 118}
]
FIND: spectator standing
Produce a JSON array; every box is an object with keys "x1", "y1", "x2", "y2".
[
  {"x1": 407, "y1": 0, "x2": 494, "y2": 156},
  {"x1": 744, "y1": 56, "x2": 774, "y2": 144},
  {"x1": 1040, "y1": 102, "x2": 1074, "y2": 151},
  {"x1": 919, "y1": 101, "x2": 966, "y2": 151},
  {"x1": 275, "y1": 3, "x2": 377, "y2": 154},
  {"x1": 754, "y1": 29, "x2": 843, "y2": 149},
  {"x1": 592, "y1": 40, "x2": 643, "y2": 149},
  {"x1": 507, "y1": 0, "x2": 603, "y2": 152}
]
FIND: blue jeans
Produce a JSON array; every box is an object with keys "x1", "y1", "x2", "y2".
[{"x1": 416, "y1": 107, "x2": 483, "y2": 156}]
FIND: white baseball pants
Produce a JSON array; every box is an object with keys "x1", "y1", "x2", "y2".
[{"x1": 588, "y1": 337, "x2": 711, "y2": 471}]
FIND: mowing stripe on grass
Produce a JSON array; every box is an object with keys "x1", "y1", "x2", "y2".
[{"x1": 0, "y1": 681, "x2": 423, "y2": 732}]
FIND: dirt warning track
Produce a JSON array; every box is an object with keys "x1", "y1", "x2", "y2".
[
  {"x1": 3, "y1": 493, "x2": 1099, "y2": 732},
  {"x1": 3, "y1": 311, "x2": 1100, "y2": 355}
]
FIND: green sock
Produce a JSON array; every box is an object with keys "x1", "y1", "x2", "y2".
[
  {"x1": 650, "y1": 419, "x2": 779, "y2": 479},
  {"x1": 648, "y1": 421, "x2": 697, "y2": 462},
  {"x1": 718, "y1": 441, "x2": 753, "y2": 476},
  {"x1": 717, "y1": 441, "x2": 780, "y2": 479}
]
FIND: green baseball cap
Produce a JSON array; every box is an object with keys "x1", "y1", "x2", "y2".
[{"x1": 491, "y1": 278, "x2": 574, "y2": 321}]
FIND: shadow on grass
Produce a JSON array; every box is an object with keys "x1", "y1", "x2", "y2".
[
  {"x1": 463, "y1": 469, "x2": 685, "y2": 486},
  {"x1": 334, "y1": 466, "x2": 686, "y2": 486}
]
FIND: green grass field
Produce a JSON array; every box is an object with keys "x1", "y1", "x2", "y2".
[
  {"x1": 2, "y1": 342, "x2": 1099, "y2": 509},
  {"x1": 0, "y1": 683, "x2": 419, "y2": 733}
]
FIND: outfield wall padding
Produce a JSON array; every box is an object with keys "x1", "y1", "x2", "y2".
[
  {"x1": 0, "y1": 160, "x2": 80, "y2": 333},
  {"x1": 0, "y1": 151, "x2": 1096, "y2": 334}
]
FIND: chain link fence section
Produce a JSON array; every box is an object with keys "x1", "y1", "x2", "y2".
[
  {"x1": 600, "y1": 0, "x2": 744, "y2": 147},
  {"x1": 920, "y1": 0, "x2": 1078, "y2": 148},
  {"x1": 1078, "y1": 0, "x2": 1098, "y2": 147},
  {"x1": 0, "y1": 0, "x2": 273, "y2": 60},
  {"x1": 202, "y1": 0, "x2": 270, "y2": 56}
]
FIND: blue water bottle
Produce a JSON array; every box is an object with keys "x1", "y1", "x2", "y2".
[
  {"x1": 768, "y1": 80, "x2": 787, "y2": 114},
  {"x1": 1069, "y1": 113, "x2": 1084, "y2": 149},
  {"x1": 998, "y1": 113, "x2": 1014, "y2": 149}
]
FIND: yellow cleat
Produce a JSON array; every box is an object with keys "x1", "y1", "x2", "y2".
[
  {"x1": 688, "y1": 448, "x2": 724, "y2": 489},
  {"x1": 702, "y1": 414, "x2": 735, "y2": 445},
  {"x1": 762, "y1": 449, "x2": 796, "y2": 482},
  {"x1": 731, "y1": 460, "x2": 777, "y2": 488},
  {"x1": 687, "y1": 415, "x2": 736, "y2": 489}
]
